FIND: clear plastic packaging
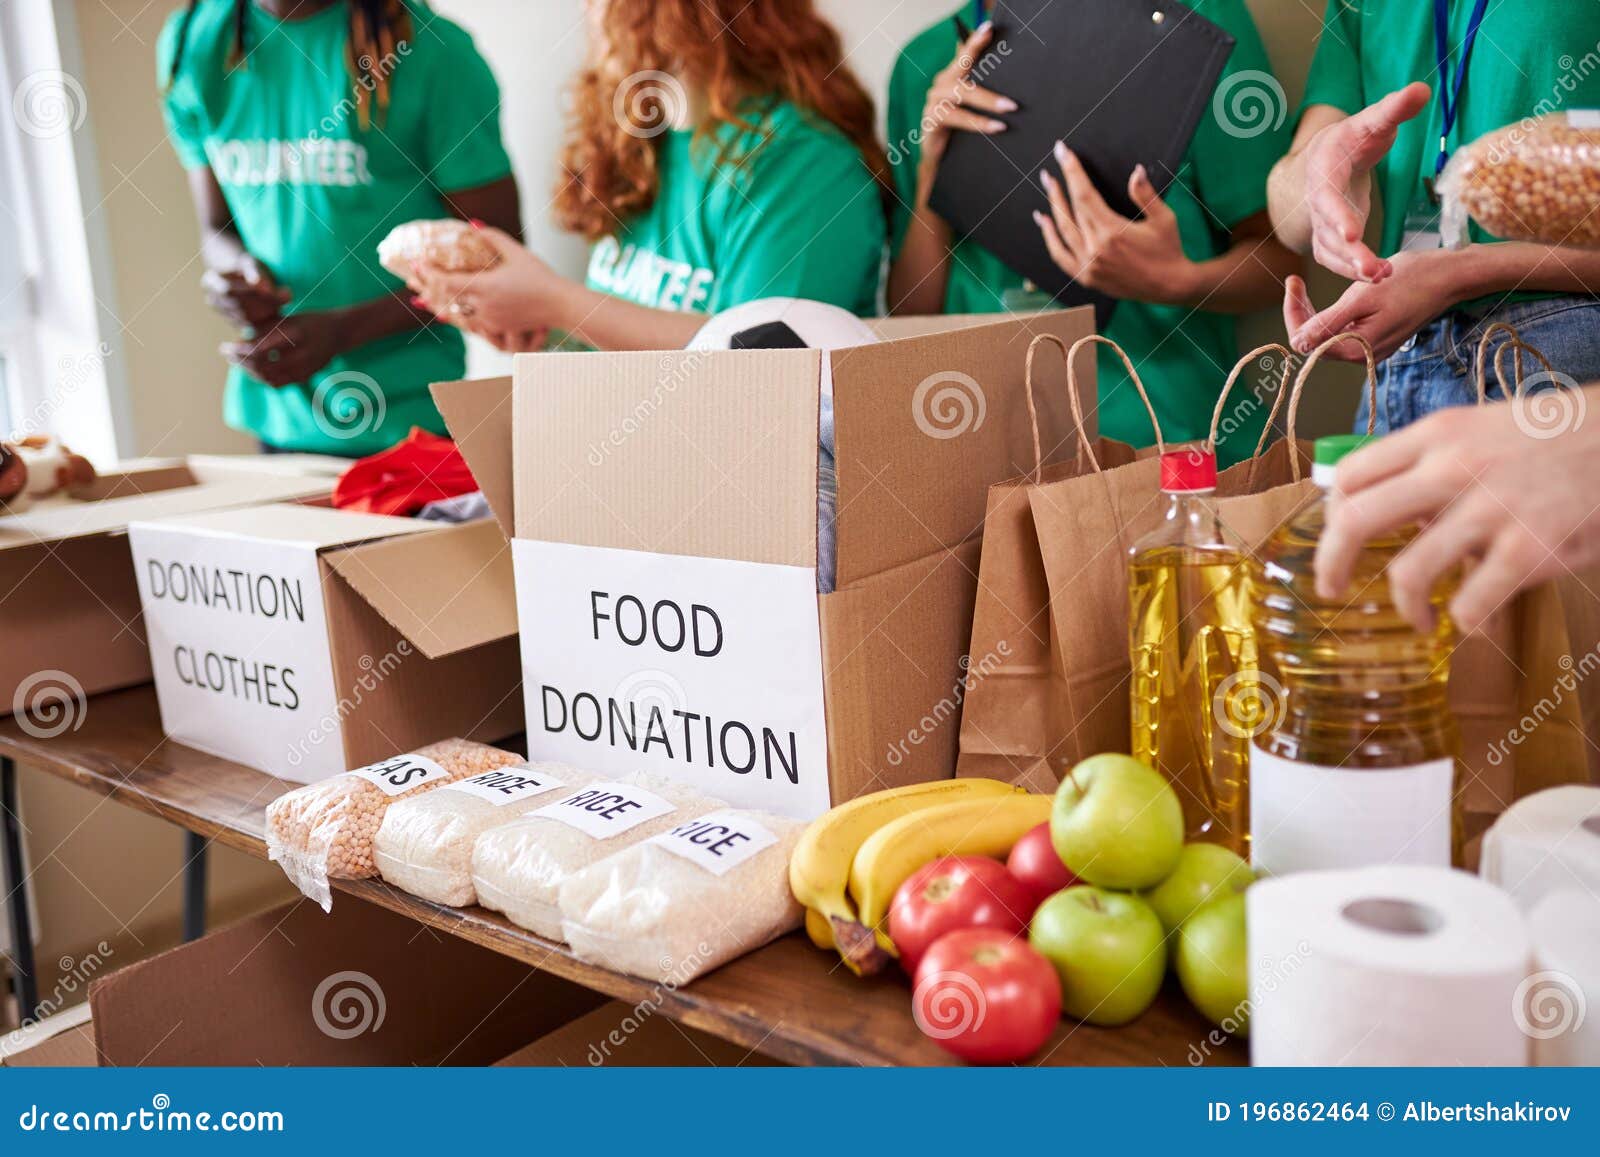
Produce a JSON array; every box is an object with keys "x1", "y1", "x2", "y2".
[
  {"x1": 265, "y1": 739, "x2": 521, "y2": 910},
  {"x1": 1438, "y1": 112, "x2": 1600, "y2": 249},
  {"x1": 471, "y1": 774, "x2": 721, "y2": 941},
  {"x1": 376, "y1": 219, "x2": 500, "y2": 279},
  {"x1": 559, "y1": 808, "x2": 804, "y2": 985},
  {"x1": 373, "y1": 761, "x2": 594, "y2": 907}
]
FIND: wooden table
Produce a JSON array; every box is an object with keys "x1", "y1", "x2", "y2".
[{"x1": 0, "y1": 686, "x2": 1244, "y2": 1067}]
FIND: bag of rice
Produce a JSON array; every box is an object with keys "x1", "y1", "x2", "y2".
[
  {"x1": 1438, "y1": 112, "x2": 1600, "y2": 249},
  {"x1": 559, "y1": 809, "x2": 805, "y2": 985},
  {"x1": 373, "y1": 761, "x2": 594, "y2": 907},
  {"x1": 471, "y1": 774, "x2": 721, "y2": 940},
  {"x1": 265, "y1": 739, "x2": 520, "y2": 910}
]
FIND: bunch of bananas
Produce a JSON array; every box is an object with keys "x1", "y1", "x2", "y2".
[{"x1": 788, "y1": 779, "x2": 1051, "y2": 975}]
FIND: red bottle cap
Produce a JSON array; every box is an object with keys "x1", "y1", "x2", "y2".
[{"x1": 1160, "y1": 447, "x2": 1217, "y2": 493}]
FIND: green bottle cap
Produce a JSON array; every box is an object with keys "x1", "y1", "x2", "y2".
[{"x1": 1313, "y1": 434, "x2": 1375, "y2": 468}]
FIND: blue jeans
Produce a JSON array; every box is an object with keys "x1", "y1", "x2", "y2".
[{"x1": 1354, "y1": 296, "x2": 1600, "y2": 435}]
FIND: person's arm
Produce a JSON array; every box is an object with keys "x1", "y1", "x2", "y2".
[
  {"x1": 1314, "y1": 385, "x2": 1600, "y2": 634},
  {"x1": 886, "y1": 23, "x2": 1014, "y2": 315},
  {"x1": 1266, "y1": 84, "x2": 1432, "y2": 283},
  {"x1": 1283, "y1": 241, "x2": 1600, "y2": 359},
  {"x1": 1033, "y1": 146, "x2": 1298, "y2": 312},
  {"x1": 440, "y1": 174, "x2": 523, "y2": 243},
  {"x1": 186, "y1": 168, "x2": 290, "y2": 330}
]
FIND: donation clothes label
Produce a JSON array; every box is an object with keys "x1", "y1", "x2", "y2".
[
  {"x1": 346, "y1": 752, "x2": 452, "y2": 797},
  {"x1": 648, "y1": 810, "x2": 778, "y2": 876},
  {"x1": 442, "y1": 765, "x2": 569, "y2": 806},
  {"x1": 530, "y1": 782, "x2": 676, "y2": 840},
  {"x1": 512, "y1": 539, "x2": 831, "y2": 820},
  {"x1": 129, "y1": 523, "x2": 345, "y2": 783}
]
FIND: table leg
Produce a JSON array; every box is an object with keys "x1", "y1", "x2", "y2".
[
  {"x1": 1, "y1": 756, "x2": 39, "y2": 1024},
  {"x1": 182, "y1": 830, "x2": 208, "y2": 942}
]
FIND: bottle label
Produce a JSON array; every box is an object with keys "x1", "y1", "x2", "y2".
[{"x1": 1249, "y1": 744, "x2": 1452, "y2": 876}]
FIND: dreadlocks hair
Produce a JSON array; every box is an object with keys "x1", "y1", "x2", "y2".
[{"x1": 164, "y1": 0, "x2": 413, "y2": 130}]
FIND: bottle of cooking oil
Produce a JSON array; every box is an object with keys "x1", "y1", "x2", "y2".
[
  {"x1": 1249, "y1": 434, "x2": 1462, "y2": 876},
  {"x1": 1128, "y1": 447, "x2": 1256, "y2": 854}
]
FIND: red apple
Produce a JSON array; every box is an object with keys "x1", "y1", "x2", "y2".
[{"x1": 1007, "y1": 822, "x2": 1077, "y2": 911}]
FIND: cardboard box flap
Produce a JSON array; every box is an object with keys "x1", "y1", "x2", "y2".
[
  {"x1": 512, "y1": 349, "x2": 819, "y2": 567},
  {"x1": 136, "y1": 501, "x2": 431, "y2": 550},
  {"x1": 431, "y1": 375, "x2": 514, "y2": 537},
  {"x1": 0, "y1": 473, "x2": 332, "y2": 551},
  {"x1": 324, "y1": 519, "x2": 517, "y2": 658},
  {"x1": 830, "y1": 308, "x2": 1096, "y2": 587}
]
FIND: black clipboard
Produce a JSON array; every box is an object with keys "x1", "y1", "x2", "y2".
[{"x1": 929, "y1": 0, "x2": 1236, "y2": 328}]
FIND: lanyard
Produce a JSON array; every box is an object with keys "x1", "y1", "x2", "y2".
[{"x1": 1433, "y1": 0, "x2": 1491, "y2": 175}]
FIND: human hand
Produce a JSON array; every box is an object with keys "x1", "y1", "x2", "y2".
[
  {"x1": 410, "y1": 226, "x2": 564, "y2": 337},
  {"x1": 202, "y1": 254, "x2": 291, "y2": 331},
  {"x1": 915, "y1": 22, "x2": 1015, "y2": 200},
  {"x1": 1314, "y1": 386, "x2": 1600, "y2": 634},
  {"x1": 1032, "y1": 145, "x2": 1194, "y2": 303},
  {"x1": 220, "y1": 309, "x2": 345, "y2": 387},
  {"x1": 1299, "y1": 82, "x2": 1431, "y2": 283},
  {"x1": 1282, "y1": 248, "x2": 1460, "y2": 360}
]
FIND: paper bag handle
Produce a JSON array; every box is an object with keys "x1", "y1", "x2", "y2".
[
  {"x1": 1023, "y1": 333, "x2": 1165, "y2": 481},
  {"x1": 1474, "y1": 323, "x2": 1555, "y2": 403},
  {"x1": 1283, "y1": 333, "x2": 1379, "y2": 483},
  {"x1": 1206, "y1": 344, "x2": 1294, "y2": 489}
]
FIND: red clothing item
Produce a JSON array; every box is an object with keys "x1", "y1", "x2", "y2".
[{"x1": 332, "y1": 428, "x2": 477, "y2": 516}]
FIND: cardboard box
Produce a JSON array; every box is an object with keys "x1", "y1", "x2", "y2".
[
  {"x1": 129, "y1": 503, "x2": 522, "y2": 782},
  {"x1": 434, "y1": 310, "x2": 1095, "y2": 818},
  {"x1": 496, "y1": 1000, "x2": 780, "y2": 1067},
  {"x1": 88, "y1": 899, "x2": 605, "y2": 1065},
  {"x1": 0, "y1": 457, "x2": 331, "y2": 717},
  {"x1": 0, "y1": 1003, "x2": 98, "y2": 1067}
]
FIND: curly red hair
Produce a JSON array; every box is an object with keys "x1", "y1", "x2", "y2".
[{"x1": 555, "y1": 0, "x2": 891, "y2": 241}]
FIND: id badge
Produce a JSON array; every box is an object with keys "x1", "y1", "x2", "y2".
[{"x1": 1400, "y1": 193, "x2": 1443, "y2": 252}]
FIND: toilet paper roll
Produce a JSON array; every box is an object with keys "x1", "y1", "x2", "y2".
[
  {"x1": 1481, "y1": 785, "x2": 1600, "y2": 912},
  {"x1": 1250, "y1": 865, "x2": 1531, "y2": 1066},
  {"x1": 1524, "y1": 889, "x2": 1600, "y2": 1067}
]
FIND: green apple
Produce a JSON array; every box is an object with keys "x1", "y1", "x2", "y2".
[
  {"x1": 1051, "y1": 754, "x2": 1184, "y2": 889},
  {"x1": 1142, "y1": 843, "x2": 1255, "y2": 936},
  {"x1": 1028, "y1": 885, "x2": 1166, "y2": 1026},
  {"x1": 1175, "y1": 891, "x2": 1249, "y2": 1034}
]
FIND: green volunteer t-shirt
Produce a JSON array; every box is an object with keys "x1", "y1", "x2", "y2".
[
  {"x1": 1304, "y1": 0, "x2": 1600, "y2": 269},
  {"x1": 158, "y1": 0, "x2": 512, "y2": 455},
  {"x1": 584, "y1": 100, "x2": 885, "y2": 318},
  {"x1": 886, "y1": 0, "x2": 1292, "y2": 465}
]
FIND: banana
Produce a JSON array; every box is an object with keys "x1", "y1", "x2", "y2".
[
  {"x1": 804, "y1": 907, "x2": 834, "y2": 949},
  {"x1": 848, "y1": 792, "x2": 1054, "y2": 950},
  {"x1": 789, "y1": 778, "x2": 1019, "y2": 975}
]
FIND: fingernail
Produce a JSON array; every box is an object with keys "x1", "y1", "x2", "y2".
[
  {"x1": 468, "y1": 218, "x2": 484, "y2": 229},
  {"x1": 996, "y1": 97, "x2": 1018, "y2": 112},
  {"x1": 1054, "y1": 140, "x2": 1069, "y2": 163},
  {"x1": 1040, "y1": 169, "x2": 1054, "y2": 187},
  {"x1": 987, "y1": 119, "x2": 1007, "y2": 133},
  {"x1": 977, "y1": 19, "x2": 992, "y2": 32},
  {"x1": 1134, "y1": 164, "x2": 1147, "y2": 181},
  {"x1": 1032, "y1": 210, "x2": 1047, "y2": 225},
  {"x1": 410, "y1": 295, "x2": 428, "y2": 308}
]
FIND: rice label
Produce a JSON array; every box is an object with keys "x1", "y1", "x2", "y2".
[
  {"x1": 346, "y1": 752, "x2": 452, "y2": 797},
  {"x1": 649, "y1": 810, "x2": 777, "y2": 876},
  {"x1": 531, "y1": 782, "x2": 675, "y2": 839},
  {"x1": 442, "y1": 766, "x2": 568, "y2": 806}
]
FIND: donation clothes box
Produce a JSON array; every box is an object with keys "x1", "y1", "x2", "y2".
[
  {"x1": 128, "y1": 503, "x2": 522, "y2": 783},
  {"x1": 0, "y1": 457, "x2": 331, "y2": 719},
  {"x1": 433, "y1": 310, "x2": 1096, "y2": 819}
]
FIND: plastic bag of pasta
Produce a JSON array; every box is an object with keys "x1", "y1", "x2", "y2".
[
  {"x1": 265, "y1": 739, "x2": 521, "y2": 910},
  {"x1": 1438, "y1": 112, "x2": 1600, "y2": 248},
  {"x1": 559, "y1": 808, "x2": 805, "y2": 985},
  {"x1": 471, "y1": 774, "x2": 721, "y2": 941},
  {"x1": 374, "y1": 761, "x2": 595, "y2": 907}
]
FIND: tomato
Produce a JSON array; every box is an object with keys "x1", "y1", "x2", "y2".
[
  {"x1": 1006, "y1": 822, "x2": 1078, "y2": 912},
  {"x1": 912, "y1": 928, "x2": 1062, "y2": 1064},
  {"x1": 888, "y1": 855, "x2": 1033, "y2": 975}
]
